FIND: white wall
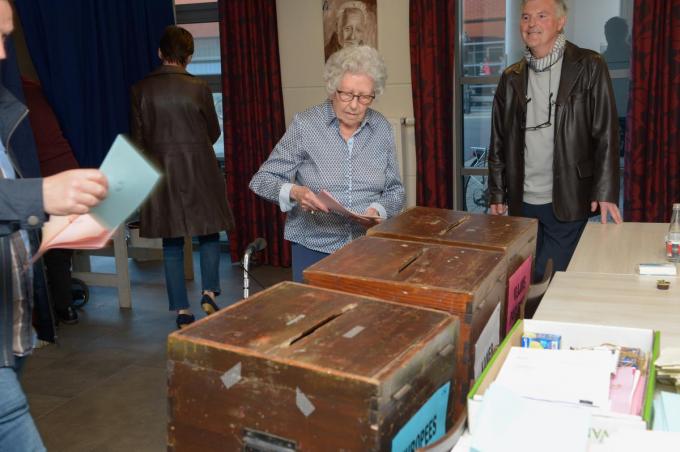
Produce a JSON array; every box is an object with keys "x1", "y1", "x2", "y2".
[{"x1": 276, "y1": 0, "x2": 417, "y2": 207}]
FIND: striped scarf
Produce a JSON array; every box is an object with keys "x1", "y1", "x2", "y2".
[{"x1": 524, "y1": 33, "x2": 566, "y2": 72}]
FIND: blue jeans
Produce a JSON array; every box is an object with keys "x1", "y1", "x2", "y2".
[
  {"x1": 0, "y1": 367, "x2": 46, "y2": 451},
  {"x1": 163, "y1": 233, "x2": 221, "y2": 311},
  {"x1": 291, "y1": 242, "x2": 330, "y2": 283}
]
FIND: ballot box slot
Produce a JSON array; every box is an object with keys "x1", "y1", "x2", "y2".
[
  {"x1": 398, "y1": 249, "x2": 425, "y2": 273},
  {"x1": 287, "y1": 311, "x2": 347, "y2": 346},
  {"x1": 439, "y1": 215, "x2": 470, "y2": 236}
]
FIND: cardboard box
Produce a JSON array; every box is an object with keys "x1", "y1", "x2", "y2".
[{"x1": 467, "y1": 319, "x2": 660, "y2": 446}]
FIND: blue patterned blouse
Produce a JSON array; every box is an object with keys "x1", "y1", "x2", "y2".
[{"x1": 249, "y1": 99, "x2": 405, "y2": 254}]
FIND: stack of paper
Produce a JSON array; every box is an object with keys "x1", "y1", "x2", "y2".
[
  {"x1": 655, "y1": 348, "x2": 680, "y2": 387},
  {"x1": 652, "y1": 391, "x2": 680, "y2": 432},
  {"x1": 590, "y1": 429, "x2": 680, "y2": 451},
  {"x1": 638, "y1": 262, "x2": 678, "y2": 276},
  {"x1": 494, "y1": 347, "x2": 614, "y2": 409},
  {"x1": 470, "y1": 384, "x2": 591, "y2": 452}
]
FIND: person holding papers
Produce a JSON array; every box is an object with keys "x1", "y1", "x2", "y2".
[
  {"x1": 0, "y1": 4, "x2": 109, "y2": 448},
  {"x1": 249, "y1": 45, "x2": 405, "y2": 282},
  {"x1": 130, "y1": 26, "x2": 234, "y2": 329}
]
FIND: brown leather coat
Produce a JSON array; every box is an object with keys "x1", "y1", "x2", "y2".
[
  {"x1": 130, "y1": 65, "x2": 234, "y2": 238},
  {"x1": 488, "y1": 42, "x2": 620, "y2": 221}
]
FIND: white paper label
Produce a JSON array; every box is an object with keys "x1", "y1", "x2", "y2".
[{"x1": 474, "y1": 302, "x2": 501, "y2": 378}]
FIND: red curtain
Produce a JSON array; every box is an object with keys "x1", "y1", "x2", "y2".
[
  {"x1": 624, "y1": 0, "x2": 680, "y2": 221},
  {"x1": 218, "y1": 0, "x2": 290, "y2": 266},
  {"x1": 409, "y1": 0, "x2": 456, "y2": 208}
]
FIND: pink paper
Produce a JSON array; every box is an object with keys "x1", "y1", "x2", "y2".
[
  {"x1": 33, "y1": 214, "x2": 116, "y2": 263},
  {"x1": 630, "y1": 374, "x2": 647, "y2": 416},
  {"x1": 316, "y1": 190, "x2": 380, "y2": 225},
  {"x1": 609, "y1": 367, "x2": 636, "y2": 414},
  {"x1": 506, "y1": 255, "x2": 532, "y2": 332}
]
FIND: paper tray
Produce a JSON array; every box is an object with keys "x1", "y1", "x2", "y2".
[{"x1": 467, "y1": 319, "x2": 660, "y2": 443}]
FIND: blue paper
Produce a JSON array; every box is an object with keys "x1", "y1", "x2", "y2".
[
  {"x1": 391, "y1": 382, "x2": 449, "y2": 452},
  {"x1": 653, "y1": 393, "x2": 667, "y2": 431},
  {"x1": 89, "y1": 135, "x2": 161, "y2": 229},
  {"x1": 658, "y1": 391, "x2": 680, "y2": 432}
]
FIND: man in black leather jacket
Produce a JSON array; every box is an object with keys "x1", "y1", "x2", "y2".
[{"x1": 488, "y1": 0, "x2": 622, "y2": 281}]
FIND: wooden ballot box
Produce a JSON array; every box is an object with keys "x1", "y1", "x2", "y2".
[
  {"x1": 367, "y1": 206, "x2": 538, "y2": 333},
  {"x1": 303, "y1": 236, "x2": 505, "y2": 418},
  {"x1": 168, "y1": 282, "x2": 458, "y2": 451}
]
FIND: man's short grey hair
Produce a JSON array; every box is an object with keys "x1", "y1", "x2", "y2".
[
  {"x1": 521, "y1": 0, "x2": 568, "y2": 18},
  {"x1": 323, "y1": 45, "x2": 387, "y2": 97}
]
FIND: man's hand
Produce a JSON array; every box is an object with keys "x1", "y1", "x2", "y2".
[
  {"x1": 489, "y1": 203, "x2": 508, "y2": 215},
  {"x1": 290, "y1": 185, "x2": 329, "y2": 213},
  {"x1": 591, "y1": 201, "x2": 622, "y2": 224},
  {"x1": 42, "y1": 169, "x2": 108, "y2": 215}
]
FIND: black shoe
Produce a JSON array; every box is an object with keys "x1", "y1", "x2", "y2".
[
  {"x1": 200, "y1": 294, "x2": 220, "y2": 315},
  {"x1": 56, "y1": 306, "x2": 79, "y2": 325},
  {"x1": 176, "y1": 313, "x2": 195, "y2": 329}
]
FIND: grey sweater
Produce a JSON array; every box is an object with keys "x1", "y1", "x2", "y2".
[{"x1": 523, "y1": 57, "x2": 563, "y2": 205}]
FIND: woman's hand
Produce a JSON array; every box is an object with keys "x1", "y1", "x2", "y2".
[
  {"x1": 356, "y1": 207, "x2": 382, "y2": 228},
  {"x1": 363, "y1": 207, "x2": 382, "y2": 221},
  {"x1": 290, "y1": 185, "x2": 329, "y2": 213}
]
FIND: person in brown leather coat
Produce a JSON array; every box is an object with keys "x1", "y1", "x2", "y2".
[
  {"x1": 130, "y1": 25, "x2": 234, "y2": 329},
  {"x1": 488, "y1": 0, "x2": 621, "y2": 283}
]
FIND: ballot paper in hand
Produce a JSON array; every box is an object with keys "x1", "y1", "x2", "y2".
[
  {"x1": 316, "y1": 190, "x2": 380, "y2": 224},
  {"x1": 89, "y1": 135, "x2": 161, "y2": 229},
  {"x1": 34, "y1": 135, "x2": 160, "y2": 260},
  {"x1": 37, "y1": 214, "x2": 116, "y2": 256}
]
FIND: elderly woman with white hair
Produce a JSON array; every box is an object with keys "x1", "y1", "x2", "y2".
[{"x1": 249, "y1": 45, "x2": 405, "y2": 282}]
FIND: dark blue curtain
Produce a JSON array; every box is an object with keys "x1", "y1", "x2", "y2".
[{"x1": 15, "y1": 0, "x2": 174, "y2": 168}]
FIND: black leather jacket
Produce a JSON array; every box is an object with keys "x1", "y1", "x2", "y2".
[{"x1": 488, "y1": 41, "x2": 620, "y2": 221}]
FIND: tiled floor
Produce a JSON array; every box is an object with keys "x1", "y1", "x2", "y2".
[{"x1": 21, "y1": 253, "x2": 290, "y2": 452}]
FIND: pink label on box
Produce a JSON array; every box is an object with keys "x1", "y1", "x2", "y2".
[{"x1": 506, "y1": 255, "x2": 532, "y2": 333}]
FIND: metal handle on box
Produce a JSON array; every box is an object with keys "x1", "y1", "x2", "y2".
[{"x1": 243, "y1": 429, "x2": 297, "y2": 451}]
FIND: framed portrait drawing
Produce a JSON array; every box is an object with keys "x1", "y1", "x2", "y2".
[{"x1": 322, "y1": 0, "x2": 377, "y2": 61}]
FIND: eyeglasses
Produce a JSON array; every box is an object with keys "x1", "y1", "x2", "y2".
[
  {"x1": 336, "y1": 90, "x2": 375, "y2": 105},
  {"x1": 522, "y1": 92, "x2": 554, "y2": 131}
]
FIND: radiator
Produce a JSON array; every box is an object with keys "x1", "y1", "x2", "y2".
[{"x1": 387, "y1": 117, "x2": 417, "y2": 208}]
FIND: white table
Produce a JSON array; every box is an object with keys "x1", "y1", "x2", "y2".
[
  {"x1": 539, "y1": 222, "x2": 679, "y2": 346},
  {"x1": 567, "y1": 222, "x2": 677, "y2": 275},
  {"x1": 535, "y1": 271, "x2": 680, "y2": 347}
]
